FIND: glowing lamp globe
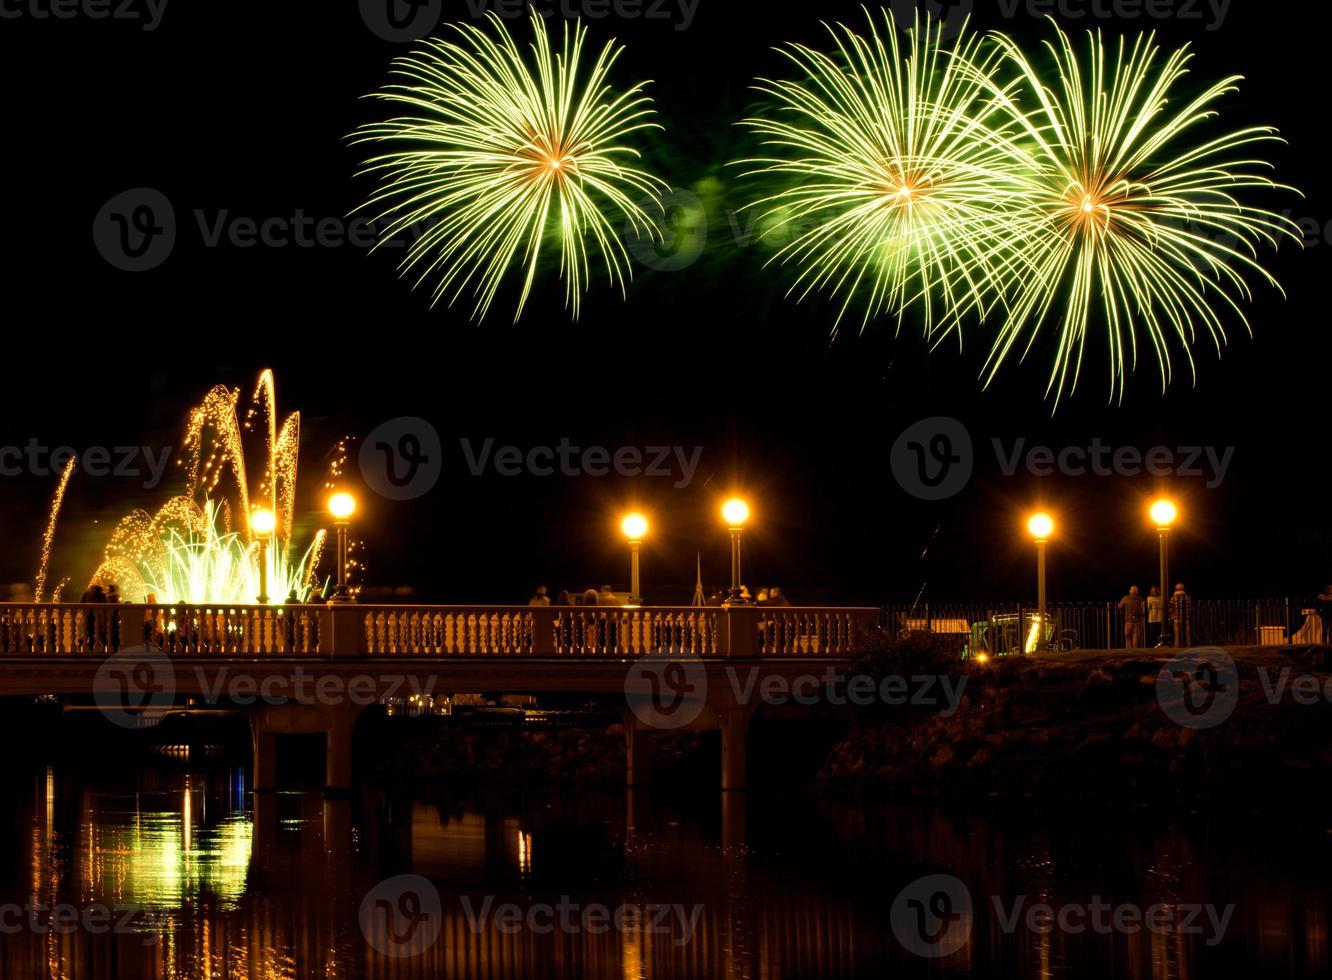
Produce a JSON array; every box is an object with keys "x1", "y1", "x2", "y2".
[
  {"x1": 1150, "y1": 499, "x2": 1178, "y2": 529},
  {"x1": 328, "y1": 492, "x2": 357, "y2": 521},
  {"x1": 620, "y1": 513, "x2": 649, "y2": 541},
  {"x1": 250, "y1": 508, "x2": 276, "y2": 537},
  {"x1": 1027, "y1": 513, "x2": 1055, "y2": 541},
  {"x1": 721, "y1": 498, "x2": 750, "y2": 528}
]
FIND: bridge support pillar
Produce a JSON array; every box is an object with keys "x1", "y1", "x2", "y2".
[
  {"x1": 325, "y1": 708, "x2": 355, "y2": 795},
  {"x1": 719, "y1": 703, "x2": 749, "y2": 792},
  {"x1": 624, "y1": 716, "x2": 653, "y2": 788},
  {"x1": 253, "y1": 730, "x2": 278, "y2": 792},
  {"x1": 249, "y1": 703, "x2": 362, "y2": 796}
]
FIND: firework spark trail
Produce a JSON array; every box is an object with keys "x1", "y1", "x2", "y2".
[
  {"x1": 78, "y1": 371, "x2": 328, "y2": 604},
  {"x1": 737, "y1": 12, "x2": 1033, "y2": 339},
  {"x1": 352, "y1": 11, "x2": 666, "y2": 322},
  {"x1": 960, "y1": 20, "x2": 1301, "y2": 402},
  {"x1": 739, "y1": 15, "x2": 1299, "y2": 401},
  {"x1": 185, "y1": 385, "x2": 250, "y2": 524},
  {"x1": 34, "y1": 454, "x2": 76, "y2": 603}
]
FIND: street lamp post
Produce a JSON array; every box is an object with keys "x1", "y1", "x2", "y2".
[
  {"x1": 328, "y1": 492, "x2": 357, "y2": 602},
  {"x1": 620, "y1": 513, "x2": 648, "y2": 605},
  {"x1": 721, "y1": 498, "x2": 750, "y2": 599},
  {"x1": 1150, "y1": 499, "x2": 1178, "y2": 643},
  {"x1": 1027, "y1": 513, "x2": 1054, "y2": 650},
  {"x1": 251, "y1": 507, "x2": 275, "y2": 605}
]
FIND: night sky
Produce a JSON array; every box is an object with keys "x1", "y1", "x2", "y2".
[{"x1": 0, "y1": 0, "x2": 1324, "y2": 606}]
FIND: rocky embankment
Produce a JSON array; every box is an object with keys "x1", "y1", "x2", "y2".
[{"x1": 818, "y1": 641, "x2": 1332, "y2": 800}]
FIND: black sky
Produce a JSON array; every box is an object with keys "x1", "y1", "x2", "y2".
[{"x1": 0, "y1": 0, "x2": 1325, "y2": 605}]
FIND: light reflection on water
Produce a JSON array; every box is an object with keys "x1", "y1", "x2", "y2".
[{"x1": 0, "y1": 758, "x2": 1330, "y2": 979}]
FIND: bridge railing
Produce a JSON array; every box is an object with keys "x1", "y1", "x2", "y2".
[{"x1": 0, "y1": 603, "x2": 880, "y2": 658}]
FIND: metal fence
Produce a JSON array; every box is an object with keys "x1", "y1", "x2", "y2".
[{"x1": 881, "y1": 598, "x2": 1317, "y2": 654}]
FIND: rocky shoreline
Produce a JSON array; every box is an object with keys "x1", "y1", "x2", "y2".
[{"x1": 817, "y1": 640, "x2": 1332, "y2": 801}]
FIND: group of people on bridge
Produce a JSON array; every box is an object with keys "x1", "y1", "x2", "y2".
[{"x1": 1117, "y1": 583, "x2": 1193, "y2": 647}]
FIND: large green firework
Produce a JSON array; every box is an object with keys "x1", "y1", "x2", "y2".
[
  {"x1": 740, "y1": 12, "x2": 1300, "y2": 402},
  {"x1": 353, "y1": 12, "x2": 666, "y2": 322},
  {"x1": 738, "y1": 12, "x2": 1031, "y2": 339},
  {"x1": 977, "y1": 21, "x2": 1302, "y2": 402}
]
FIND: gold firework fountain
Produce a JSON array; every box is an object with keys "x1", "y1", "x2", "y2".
[{"x1": 75, "y1": 370, "x2": 328, "y2": 605}]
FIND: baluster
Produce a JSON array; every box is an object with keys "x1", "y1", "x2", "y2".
[{"x1": 375, "y1": 611, "x2": 388, "y2": 654}]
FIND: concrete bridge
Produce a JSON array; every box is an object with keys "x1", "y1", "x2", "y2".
[{"x1": 0, "y1": 602, "x2": 879, "y2": 793}]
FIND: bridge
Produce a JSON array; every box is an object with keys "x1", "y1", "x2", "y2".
[{"x1": 0, "y1": 602, "x2": 880, "y2": 793}]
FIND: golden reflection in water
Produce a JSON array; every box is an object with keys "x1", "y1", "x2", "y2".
[
  {"x1": 32, "y1": 767, "x2": 253, "y2": 917},
  {"x1": 7, "y1": 773, "x2": 1332, "y2": 980}
]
